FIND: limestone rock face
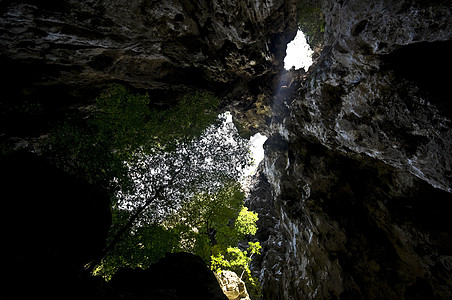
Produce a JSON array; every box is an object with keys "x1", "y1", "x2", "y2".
[
  {"x1": 0, "y1": 0, "x2": 297, "y2": 138},
  {"x1": 249, "y1": 0, "x2": 452, "y2": 299},
  {"x1": 298, "y1": 0, "x2": 452, "y2": 192},
  {"x1": 215, "y1": 270, "x2": 250, "y2": 300}
]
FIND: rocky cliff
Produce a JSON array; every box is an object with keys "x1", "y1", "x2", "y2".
[
  {"x1": 250, "y1": 0, "x2": 452, "y2": 299},
  {"x1": 1, "y1": 0, "x2": 452, "y2": 299},
  {"x1": 0, "y1": 0, "x2": 296, "y2": 139}
]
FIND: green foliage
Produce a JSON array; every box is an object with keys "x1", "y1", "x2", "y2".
[
  {"x1": 93, "y1": 84, "x2": 151, "y2": 152},
  {"x1": 98, "y1": 181, "x2": 262, "y2": 299},
  {"x1": 147, "y1": 93, "x2": 220, "y2": 149},
  {"x1": 235, "y1": 207, "x2": 259, "y2": 238},
  {"x1": 297, "y1": 1, "x2": 325, "y2": 48},
  {"x1": 49, "y1": 84, "x2": 259, "y2": 297},
  {"x1": 211, "y1": 242, "x2": 263, "y2": 299},
  {"x1": 111, "y1": 110, "x2": 252, "y2": 228},
  {"x1": 93, "y1": 223, "x2": 180, "y2": 280},
  {"x1": 165, "y1": 182, "x2": 262, "y2": 299},
  {"x1": 45, "y1": 84, "x2": 220, "y2": 193},
  {"x1": 107, "y1": 181, "x2": 253, "y2": 269},
  {"x1": 165, "y1": 181, "x2": 250, "y2": 259},
  {"x1": 46, "y1": 84, "x2": 151, "y2": 191}
]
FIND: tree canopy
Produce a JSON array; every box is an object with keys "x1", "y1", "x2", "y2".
[
  {"x1": 96, "y1": 181, "x2": 262, "y2": 299},
  {"x1": 46, "y1": 85, "x2": 261, "y2": 298},
  {"x1": 46, "y1": 85, "x2": 222, "y2": 193}
]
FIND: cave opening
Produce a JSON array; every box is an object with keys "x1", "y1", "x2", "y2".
[
  {"x1": 243, "y1": 131, "x2": 267, "y2": 191},
  {"x1": 284, "y1": 29, "x2": 314, "y2": 71},
  {"x1": 222, "y1": 112, "x2": 267, "y2": 182},
  {"x1": 80, "y1": 101, "x2": 267, "y2": 298}
]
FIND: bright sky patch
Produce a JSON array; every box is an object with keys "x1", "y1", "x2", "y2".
[{"x1": 284, "y1": 30, "x2": 314, "y2": 70}]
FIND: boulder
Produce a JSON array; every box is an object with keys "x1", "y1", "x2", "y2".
[
  {"x1": 109, "y1": 252, "x2": 228, "y2": 300},
  {"x1": 215, "y1": 270, "x2": 250, "y2": 300}
]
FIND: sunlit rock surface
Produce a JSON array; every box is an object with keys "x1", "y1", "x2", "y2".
[
  {"x1": 248, "y1": 0, "x2": 452, "y2": 299},
  {"x1": 216, "y1": 270, "x2": 250, "y2": 300}
]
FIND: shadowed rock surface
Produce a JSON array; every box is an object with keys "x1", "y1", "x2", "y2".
[
  {"x1": 108, "y1": 252, "x2": 228, "y2": 300},
  {"x1": 0, "y1": 0, "x2": 297, "y2": 138},
  {"x1": 0, "y1": 151, "x2": 111, "y2": 299}
]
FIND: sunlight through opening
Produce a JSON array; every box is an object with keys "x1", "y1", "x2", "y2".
[
  {"x1": 284, "y1": 30, "x2": 314, "y2": 70},
  {"x1": 223, "y1": 112, "x2": 267, "y2": 190},
  {"x1": 242, "y1": 132, "x2": 267, "y2": 192},
  {"x1": 247, "y1": 132, "x2": 266, "y2": 175}
]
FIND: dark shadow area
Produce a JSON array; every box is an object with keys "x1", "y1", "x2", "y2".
[
  {"x1": 280, "y1": 136, "x2": 452, "y2": 299},
  {"x1": 383, "y1": 40, "x2": 452, "y2": 117},
  {"x1": 0, "y1": 151, "x2": 111, "y2": 299},
  {"x1": 0, "y1": 57, "x2": 107, "y2": 137},
  {"x1": 109, "y1": 253, "x2": 227, "y2": 300}
]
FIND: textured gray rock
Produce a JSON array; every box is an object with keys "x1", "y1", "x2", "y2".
[
  {"x1": 249, "y1": 0, "x2": 452, "y2": 299},
  {"x1": 0, "y1": 0, "x2": 298, "y2": 139},
  {"x1": 295, "y1": 0, "x2": 452, "y2": 192},
  {"x1": 0, "y1": 0, "x2": 296, "y2": 102}
]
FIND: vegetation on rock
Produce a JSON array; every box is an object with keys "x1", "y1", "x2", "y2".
[{"x1": 297, "y1": 1, "x2": 325, "y2": 48}]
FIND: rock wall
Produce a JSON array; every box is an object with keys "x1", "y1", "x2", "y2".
[
  {"x1": 0, "y1": 0, "x2": 297, "y2": 138},
  {"x1": 251, "y1": 0, "x2": 452, "y2": 299}
]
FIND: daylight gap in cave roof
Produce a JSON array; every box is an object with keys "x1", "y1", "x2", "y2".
[{"x1": 284, "y1": 29, "x2": 314, "y2": 71}]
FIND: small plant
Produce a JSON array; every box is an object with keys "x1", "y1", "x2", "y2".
[{"x1": 211, "y1": 242, "x2": 263, "y2": 299}]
